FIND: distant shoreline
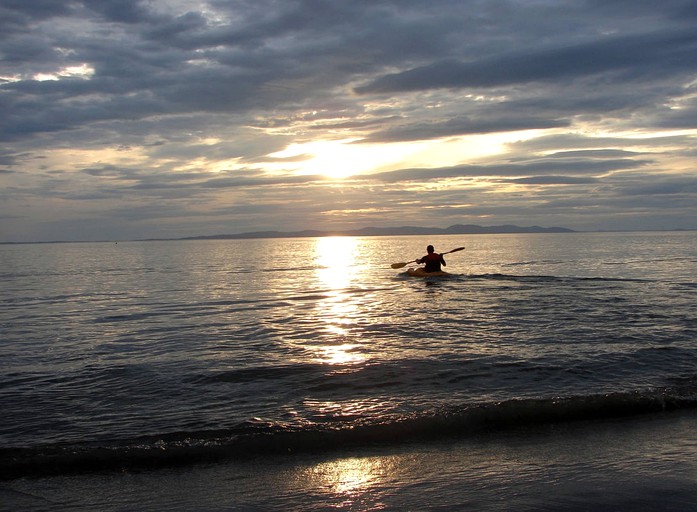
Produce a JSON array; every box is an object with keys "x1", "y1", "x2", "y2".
[
  {"x1": 2, "y1": 225, "x2": 695, "y2": 245},
  {"x1": 175, "y1": 224, "x2": 576, "y2": 241}
]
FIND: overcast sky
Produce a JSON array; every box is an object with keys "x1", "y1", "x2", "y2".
[{"x1": 2, "y1": 0, "x2": 697, "y2": 241}]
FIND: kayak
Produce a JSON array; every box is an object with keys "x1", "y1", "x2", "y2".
[{"x1": 406, "y1": 268, "x2": 450, "y2": 278}]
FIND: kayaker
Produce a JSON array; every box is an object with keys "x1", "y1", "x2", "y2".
[{"x1": 416, "y1": 245, "x2": 446, "y2": 273}]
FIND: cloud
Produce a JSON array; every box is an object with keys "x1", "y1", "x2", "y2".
[
  {"x1": 357, "y1": 115, "x2": 571, "y2": 143},
  {"x1": 370, "y1": 157, "x2": 650, "y2": 182},
  {"x1": 1, "y1": 0, "x2": 697, "y2": 241},
  {"x1": 615, "y1": 177, "x2": 697, "y2": 196},
  {"x1": 504, "y1": 176, "x2": 600, "y2": 185},
  {"x1": 354, "y1": 28, "x2": 697, "y2": 93}
]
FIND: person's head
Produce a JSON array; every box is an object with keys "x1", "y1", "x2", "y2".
[{"x1": 426, "y1": 245, "x2": 434, "y2": 253}]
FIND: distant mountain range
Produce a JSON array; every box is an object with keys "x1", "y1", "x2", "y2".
[{"x1": 179, "y1": 224, "x2": 575, "y2": 240}]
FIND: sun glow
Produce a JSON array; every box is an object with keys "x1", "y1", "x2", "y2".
[
  {"x1": 265, "y1": 130, "x2": 540, "y2": 180},
  {"x1": 269, "y1": 138, "x2": 417, "y2": 179}
]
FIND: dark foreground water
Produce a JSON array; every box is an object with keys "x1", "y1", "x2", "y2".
[{"x1": 1, "y1": 232, "x2": 696, "y2": 510}]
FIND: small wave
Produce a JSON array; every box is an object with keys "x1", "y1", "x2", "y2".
[
  {"x1": 91, "y1": 297, "x2": 288, "y2": 323},
  {"x1": 467, "y1": 273, "x2": 561, "y2": 282},
  {"x1": 502, "y1": 260, "x2": 567, "y2": 267},
  {"x1": 93, "y1": 311, "x2": 172, "y2": 323},
  {"x1": 603, "y1": 256, "x2": 695, "y2": 266},
  {"x1": 3, "y1": 388, "x2": 695, "y2": 481},
  {"x1": 465, "y1": 273, "x2": 650, "y2": 284},
  {"x1": 189, "y1": 364, "x2": 322, "y2": 384}
]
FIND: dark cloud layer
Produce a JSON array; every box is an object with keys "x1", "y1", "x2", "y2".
[
  {"x1": 355, "y1": 28, "x2": 697, "y2": 93},
  {"x1": 371, "y1": 158, "x2": 651, "y2": 182},
  {"x1": 1, "y1": 0, "x2": 696, "y2": 241}
]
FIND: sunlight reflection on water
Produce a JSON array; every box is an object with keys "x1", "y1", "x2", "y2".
[
  {"x1": 311, "y1": 237, "x2": 369, "y2": 366},
  {"x1": 314, "y1": 343, "x2": 363, "y2": 366},
  {"x1": 302, "y1": 455, "x2": 392, "y2": 507},
  {"x1": 314, "y1": 236, "x2": 359, "y2": 288}
]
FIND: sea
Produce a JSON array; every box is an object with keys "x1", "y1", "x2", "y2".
[{"x1": 1, "y1": 231, "x2": 696, "y2": 511}]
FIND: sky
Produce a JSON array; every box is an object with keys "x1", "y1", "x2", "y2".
[{"x1": 2, "y1": 0, "x2": 697, "y2": 242}]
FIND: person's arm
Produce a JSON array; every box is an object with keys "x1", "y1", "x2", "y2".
[{"x1": 441, "y1": 255, "x2": 446, "y2": 266}]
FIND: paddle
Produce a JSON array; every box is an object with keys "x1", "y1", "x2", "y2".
[{"x1": 391, "y1": 246, "x2": 465, "y2": 269}]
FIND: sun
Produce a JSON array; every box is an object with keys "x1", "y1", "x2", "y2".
[
  {"x1": 268, "y1": 138, "x2": 424, "y2": 179},
  {"x1": 305, "y1": 142, "x2": 366, "y2": 179},
  {"x1": 267, "y1": 139, "x2": 371, "y2": 179}
]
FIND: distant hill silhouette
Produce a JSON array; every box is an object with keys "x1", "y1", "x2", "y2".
[{"x1": 180, "y1": 224, "x2": 575, "y2": 240}]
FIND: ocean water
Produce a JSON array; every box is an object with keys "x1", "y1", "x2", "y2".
[{"x1": 1, "y1": 232, "x2": 697, "y2": 510}]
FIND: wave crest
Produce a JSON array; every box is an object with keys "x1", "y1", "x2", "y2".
[{"x1": 3, "y1": 388, "x2": 695, "y2": 481}]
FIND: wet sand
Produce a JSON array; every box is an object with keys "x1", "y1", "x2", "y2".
[{"x1": 3, "y1": 410, "x2": 697, "y2": 511}]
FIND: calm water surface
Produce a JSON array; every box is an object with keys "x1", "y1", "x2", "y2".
[{"x1": 1, "y1": 232, "x2": 696, "y2": 484}]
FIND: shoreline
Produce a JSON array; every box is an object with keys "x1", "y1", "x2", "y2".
[{"x1": 3, "y1": 409, "x2": 697, "y2": 511}]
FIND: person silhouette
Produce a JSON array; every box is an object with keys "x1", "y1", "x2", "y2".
[{"x1": 416, "y1": 245, "x2": 446, "y2": 273}]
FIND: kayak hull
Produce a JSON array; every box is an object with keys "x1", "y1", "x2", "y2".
[{"x1": 406, "y1": 268, "x2": 450, "y2": 278}]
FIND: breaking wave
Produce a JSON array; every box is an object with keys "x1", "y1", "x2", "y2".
[{"x1": 3, "y1": 387, "x2": 696, "y2": 481}]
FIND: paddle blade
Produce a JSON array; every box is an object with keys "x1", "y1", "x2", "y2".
[
  {"x1": 391, "y1": 262, "x2": 408, "y2": 269},
  {"x1": 447, "y1": 246, "x2": 465, "y2": 254}
]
